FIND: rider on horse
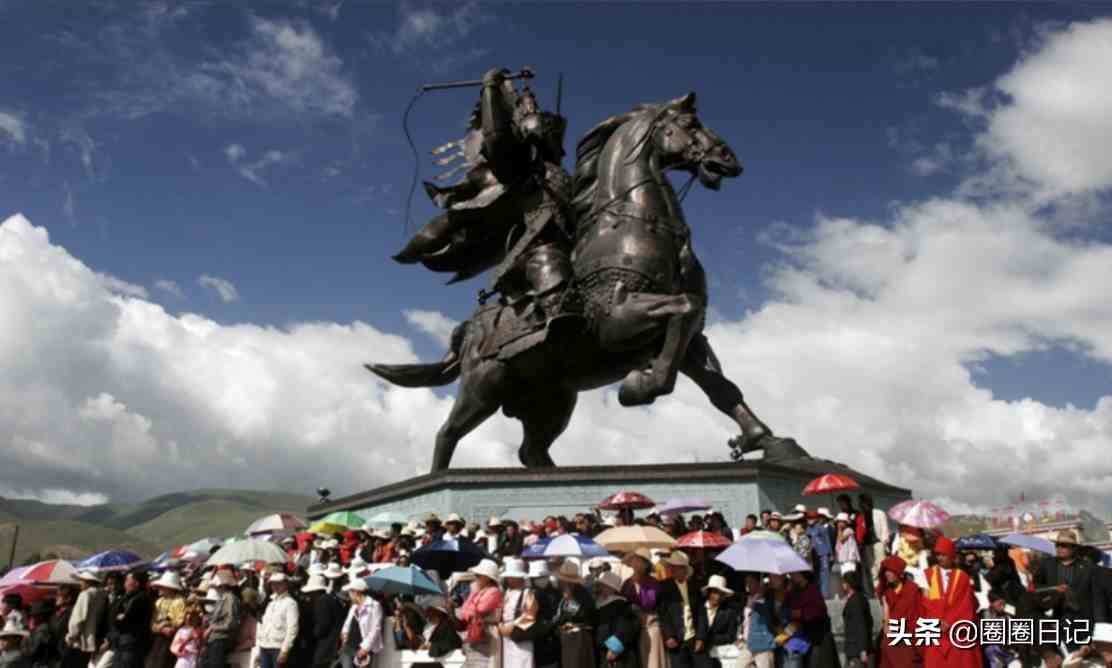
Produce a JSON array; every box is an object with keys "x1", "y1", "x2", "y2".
[{"x1": 395, "y1": 67, "x2": 581, "y2": 330}]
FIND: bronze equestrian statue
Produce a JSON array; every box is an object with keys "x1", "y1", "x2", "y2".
[{"x1": 370, "y1": 67, "x2": 803, "y2": 472}]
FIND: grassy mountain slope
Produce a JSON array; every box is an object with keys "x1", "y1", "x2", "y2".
[{"x1": 0, "y1": 520, "x2": 159, "y2": 564}]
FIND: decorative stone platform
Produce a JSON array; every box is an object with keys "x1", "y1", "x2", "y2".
[{"x1": 308, "y1": 456, "x2": 911, "y2": 525}]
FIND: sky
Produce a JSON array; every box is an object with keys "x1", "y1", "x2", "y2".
[{"x1": 1, "y1": 1, "x2": 1111, "y2": 513}]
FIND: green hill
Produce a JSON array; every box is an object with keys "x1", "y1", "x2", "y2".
[{"x1": 0, "y1": 489, "x2": 313, "y2": 564}]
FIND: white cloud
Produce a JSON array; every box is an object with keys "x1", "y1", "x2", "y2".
[
  {"x1": 154, "y1": 280, "x2": 184, "y2": 298},
  {"x1": 0, "y1": 111, "x2": 26, "y2": 145},
  {"x1": 403, "y1": 309, "x2": 458, "y2": 347},
  {"x1": 234, "y1": 149, "x2": 288, "y2": 187},
  {"x1": 197, "y1": 17, "x2": 357, "y2": 119},
  {"x1": 377, "y1": 2, "x2": 489, "y2": 55},
  {"x1": 59, "y1": 125, "x2": 106, "y2": 182},
  {"x1": 945, "y1": 19, "x2": 1112, "y2": 198},
  {"x1": 224, "y1": 143, "x2": 246, "y2": 163},
  {"x1": 0, "y1": 485, "x2": 109, "y2": 507},
  {"x1": 96, "y1": 273, "x2": 148, "y2": 299},
  {"x1": 197, "y1": 274, "x2": 239, "y2": 303}
]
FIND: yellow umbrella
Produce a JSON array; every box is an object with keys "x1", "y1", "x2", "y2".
[
  {"x1": 594, "y1": 526, "x2": 676, "y2": 553},
  {"x1": 308, "y1": 521, "x2": 348, "y2": 536}
]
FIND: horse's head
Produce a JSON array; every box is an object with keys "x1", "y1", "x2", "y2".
[{"x1": 648, "y1": 92, "x2": 741, "y2": 191}]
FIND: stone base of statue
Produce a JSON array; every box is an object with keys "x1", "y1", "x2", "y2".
[{"x1": 308, "y1": 446, "x2": 911, "y2": 525}]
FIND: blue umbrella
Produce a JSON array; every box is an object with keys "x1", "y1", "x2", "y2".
[
  {"x1": 521, "y1": 538, "x2": 552, "y2": 560},
  {"x1": 541, "y1": 534, "x2": 609, "y2": 559},
  {"x1": 78, "y1": 550, "x2": 146, "y2": 573},
  {"x1": 954, "y1": 534, "x2": 998, "y2": 551},
  {"x1": 365, "y1": 565, "x2": 444, "y2": 596},
  {"x1": 999, "y1": 533, "x2": 1054, "y2": 555},
  {"x1": 412, "y1": 539, "x2": 490, "y2": 579}
]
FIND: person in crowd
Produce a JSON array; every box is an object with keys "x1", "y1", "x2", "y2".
[
  {"x1": 839, "y1": 572, "x2": 872, "y2": 668},
  {"x1": 834, "y1": 513, "x2": 860, "y2": 595},
  {"x1": 835, "y1": 496, "x2": 856, "y2": 524},
  {"x1": 339, "y1": 579, "x2": 382, "y2": 668},
  {"x1": 0, "y1": 619, "x2": 30, "y2": 668},
  {"x1": 553, "y1": 560, "x2": 596, "y2": 668},
  {"x1": 526, "y1": 560, "x2": 560, "y2": 668},
  {"x1": 497, "y1": 521, "x2": 524, "y2": 562},
  {"x1": 981, "y1": 590, "x2": 1020, "y2": 668},
  {"x1": 736, "y1": 573, "x2": 776, "y2": 668},
  {"x1": 452, "y1": 559, "x2": 502, "y2": 668},
  {"x1": 418, "y1": 597, "x2": 461, "y2": 659},
  {"x1": 921, "y1": 536, "x2": 981, "y2": 668},
  {"x1": 495, "y1": 559, "x2": 534, "y2": 668},
  {"x1": 52, "y1": 586, "x2": 77, "y2": 664},
  {"x1": 170, "y1": 606, "x2": 203, "y2": 668},
  {"x1": 593, "y1": 572, "x2": 638, "y2": 668},
  {"x1": 806, "y1": 510, "x2": 834, "y2": 599},
  {"x1": 63, "y1": 570, "x2": 107, "y2": 668},
  {"x1": 147, "y1": 571, "x2": 187, "y2": 668},
  {"x1": 856, "y1": 494, "x2": 887, "y2": 598},
  {"x1": 784, "y1": 571, "x2": 836, "y2": 668},
  {"x1": 25, "y1": 599, "x2": 57, "y2": 668},
  {"x1": 301, "y1": 574, "x2": 342, "y2": 668},
  {"x1": 621, "y1": 548, "x2": 666, "y2": 668},
  {"x1": 109, "y1": 571, "x2": 155, "y2": 668},
  {"x1": 658, "y1": 551, "x2": 708, "y2": 668},
  {"x1": 391, "y1": 601, "x2": 425, "y2": 651},
  {"x1": 706, "y1": 513, "x2": 732, "y2": 543},
  {"x1": 702, "y1": 575, "x2": 738, "y2": 651},
  {"x1": 785, "y1": 512, "x2": 812, "y2": 569},
  {"x1": 1036, "y1": 529, "x2": 1108, "y2": 661},
  {"x1": 765, "y1": 513, "x2": 783, "y2": 535},
  {"x1": 1, "y1": 596, "x2": 23, "y2": 630},
  {"x1": 228, "y1": 589, "x2": 256, "y2": 668},
  {"x1": 1063, "y1": 622, "x2": 1112, "y2": 667},
  {"x1": 585, "y1": 559, "x2": 610, "y2": 592},
  {"x1": 256, "y1": 572, "x2": 298, "y2": 668},
  {"x1": 741, "y1": 515, "x2": 758, "y2": 537},
  {"x1": 443, "y1": 514, "x2": 467, "y2": 541},
  {"x1": 758, "y1": 511, "x2": 772, "y2": 530},
  {"x1": 202, "y1": 570, "x2": 240, "y2": 668}
]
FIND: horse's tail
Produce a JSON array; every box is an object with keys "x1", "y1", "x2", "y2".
[{"x1": 365, "y1": 321, "x2": 466, "y2": 388}]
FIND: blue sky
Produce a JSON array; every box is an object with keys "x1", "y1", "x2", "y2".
[{"x1": 2, "y1": 2, "x2": 1111, "y2": 509}]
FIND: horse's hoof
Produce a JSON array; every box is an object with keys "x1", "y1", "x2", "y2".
[{"x1": 618, "y1": 371, "x2": 657, "y2": 407}]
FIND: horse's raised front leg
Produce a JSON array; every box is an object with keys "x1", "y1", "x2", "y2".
[{"x1": 612, "y1": 290, "x2": 706, "y2": 406}]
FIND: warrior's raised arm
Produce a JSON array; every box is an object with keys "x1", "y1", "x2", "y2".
[{"x1": 480, "y1": 67, "x2": 533, "y2": 185}]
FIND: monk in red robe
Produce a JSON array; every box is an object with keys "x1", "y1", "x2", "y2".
[
  {"x1": 921, "y1": 537, "x2": 982, "y2": 668},
  {"x1": 877, "y1": 555, "x2": 922, "y2": 668}
]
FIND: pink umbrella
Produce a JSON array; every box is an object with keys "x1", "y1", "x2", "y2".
[
  {"x1": 599, "y1": 491, "x2": 656, "y2": 511},
  {"x1": 888, "y1": 499, "x2": 950, "y2": 529}
]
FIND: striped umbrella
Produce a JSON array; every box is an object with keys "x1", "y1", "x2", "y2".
[
  {"x1": 599, "y1": 491, "x2": 656, "y2": 511},
  {"x1": 802, "y1": 473, "x2": 859, "y2": 496},
  {"x1": 78, "y1": 550, "x2": 146, "y2": 574},
  {"x1": 887, "y1": 500, "x2": 950, "y2": 529}
]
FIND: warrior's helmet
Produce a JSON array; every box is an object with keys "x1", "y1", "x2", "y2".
[{"x1": 513, "y1": 86, "x2": 567, "y2": 163}]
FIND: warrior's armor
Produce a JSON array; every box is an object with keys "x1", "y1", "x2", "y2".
[{"x1": 395, "y1": 67, "x2": 578, "y2": 328}]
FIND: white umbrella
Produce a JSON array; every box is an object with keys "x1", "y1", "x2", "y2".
[
  {"x1": 715, "y1": 533, "x2": 811, "y2": 574},
  {"x1": 206, "y1": 539, "x2": 289, "y2": 566},
  {"x1": 245, "y1": 513, "x2": 307, "y2": 536}
]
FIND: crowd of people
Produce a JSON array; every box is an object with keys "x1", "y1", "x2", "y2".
[{"x1": 1, "y1": 492, "x2": 1111, "y2": 668}]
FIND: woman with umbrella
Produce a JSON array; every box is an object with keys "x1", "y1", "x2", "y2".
[{"x1": 619, "y1": 548, "x2": 667, "y2": 668}]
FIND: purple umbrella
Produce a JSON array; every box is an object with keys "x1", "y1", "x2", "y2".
[
  {"x1": 999, "y1": 533, "x2": 1055, "y2": 556},
  {"x1": 657, "y1": 497, "x2": 712, "y2": 516}
]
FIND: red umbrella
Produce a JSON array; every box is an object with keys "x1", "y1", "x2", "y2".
[
  {"x1": 0, "y1": 583, "x2": 54, "y2": 607},
  {"x1": 599, "y1": 490, "x2": 656, "y2": 511},
  {"x1": 675, "y1": 530, "x2": 732, "y2": 550},
  {"x1": 802, "y1": 473, "x2": 859, "y2": 496}
]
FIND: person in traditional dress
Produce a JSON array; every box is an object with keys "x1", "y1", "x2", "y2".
[
  {"x1": 592, "y1": 572, "x2": 639, "y2": 668},
  {"x1": 875, "y1": 555, "x2": 921, "y2": 668},
  {"x1": 702, "y1": 575, "x2": 738, "y2": 666},
  {"x1": 658, "y1": 551, "x2": 710, "y2": 668},
  {"x1": 63, "y1": 571, "x2": 107, "y2": 668},
  {"x1": 422, "y1": 598, "x2": 463, "y2": 660},
  {"x1": 554, "y1": 561, "x2": 597, "y2": 668},
  {"x1": 496, "y1": 560, "x2": 535, "y2": 668},
  {"x1": 620, "y1": 548, "x2": 667, "y2": 668},
  {"x1": 921, "y1": 537, "x2": 982, "y2": 668},
  {"x1": 146, "y1": 572, "x2": 187, "y2": 668},
  {"x1": 454, "y1": 560, "x2": 504, "y2": 668}
]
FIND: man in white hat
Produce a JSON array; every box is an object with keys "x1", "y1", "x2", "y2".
[
  {"x1": 64, "y1": 570, "x2": 107, "y2": 667},
  {"x1": 701, "y1": 575, "x2": 738, "y2": 648},
  {"x1": 256, "y1": 573, "x2": 299, "y2": 668},
  {"x1": 1035, "y1": 529, "x2": 1106, "y2": 658},
  {"x1": 657, "y1": 551, "x2": 709, "y2": 668},
  {"x1": 0, "y1": 618, "x2": 29, "y2": 663},
  {"x1": 322, "y1": 562, "x2": 346, "y2": 594},
  {"x1": 339, "y1": 580, "x2": 383, "y2": 668},
  {"x1": 302, "y1": 574, "x2": 344, "y2": 668},
  {"x1": 443, "y1": 514, "x2": 466, "y2": 541},
  {"x1": 203, "y1": 570, "x2": 241, "y2": 668},
  {"x1": 807, "y1": 507, "x2": 836, "y2": 599},
  {"x1": 149, "y1": 571, "x2": 187, "y2": 668}
]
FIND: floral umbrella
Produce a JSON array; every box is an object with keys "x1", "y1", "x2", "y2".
[
  {"x1": 887, "y1": 499, "x2": 950, "y2": 529},
  {"x1": 599, "y1": 491, "x2": 656, "y2": 511},
  {"x1": 675, "y1": 530, "x2": 731, "y2": 550}
]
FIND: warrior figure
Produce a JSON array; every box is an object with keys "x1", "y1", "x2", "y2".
[{"x1": 395, "y1": 67, "x2": 579, "y2": 328}]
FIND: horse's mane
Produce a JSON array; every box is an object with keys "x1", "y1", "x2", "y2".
[{"x1": 572, "y1": 104, "x2": 660, "y2": 226}]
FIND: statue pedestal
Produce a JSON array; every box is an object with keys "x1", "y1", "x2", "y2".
[{"x1": 308, "y1": 457, "x2": 911, "y2": 526}]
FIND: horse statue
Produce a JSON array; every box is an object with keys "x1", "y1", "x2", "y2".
[{"x1": 369, "y1": 91, "x2": 800, "y2": 472}]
